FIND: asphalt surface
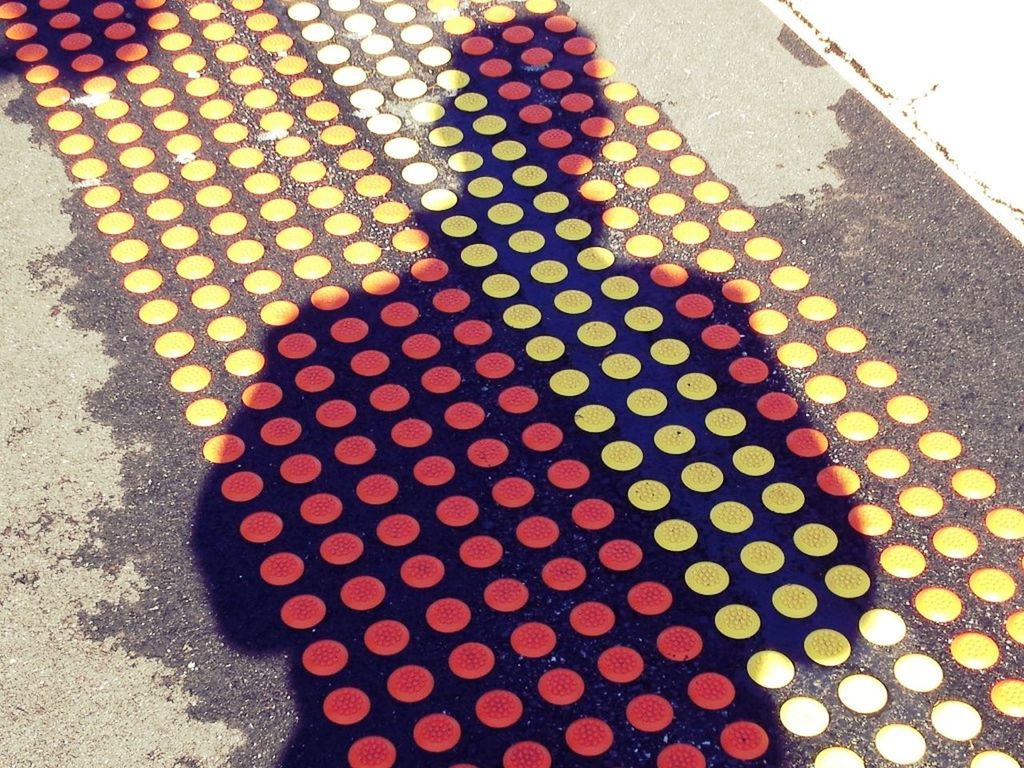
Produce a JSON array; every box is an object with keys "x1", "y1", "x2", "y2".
[{"x1": 1, "y1": 0, "x2": 1022, "y2": 766}]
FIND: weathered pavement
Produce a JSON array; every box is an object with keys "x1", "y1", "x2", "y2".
[
  {"x1": 1, "y1": 1, "x2": 1022, "y2": 767},
  {"x1": 762, "y1": 0, "x2": 1024, "y2": 246}
]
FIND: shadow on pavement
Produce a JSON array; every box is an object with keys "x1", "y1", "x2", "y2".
[{"x1": 193, "y1": 10, "x2": 872, "y2": 768}]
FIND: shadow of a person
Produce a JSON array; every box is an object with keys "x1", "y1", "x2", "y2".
[{"x1": 192, "y1": 5, "x2": 875, "y2": 767}]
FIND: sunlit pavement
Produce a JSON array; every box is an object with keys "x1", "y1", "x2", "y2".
[{"x1": 1, "y1": 2, "x2": 1022, "y2": 767}]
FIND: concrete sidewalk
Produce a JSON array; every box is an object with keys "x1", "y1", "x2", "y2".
[{"x1": 763, "y1": 0, "x2": 1024, "y2": 246}]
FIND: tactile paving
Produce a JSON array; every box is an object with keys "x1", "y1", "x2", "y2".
[{"x1": 3, "y1": 0, "x2": 1022, "y2": 766}]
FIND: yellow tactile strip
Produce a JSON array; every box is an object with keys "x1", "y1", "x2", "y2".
[{"x1": 3, "y1": 0, "x2": 1022, "y2": 766}]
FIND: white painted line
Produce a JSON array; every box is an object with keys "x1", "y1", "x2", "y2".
[{"x1": 760, "y1": 0, "x2": 1024, "y2": 246}]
